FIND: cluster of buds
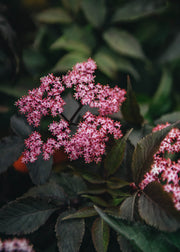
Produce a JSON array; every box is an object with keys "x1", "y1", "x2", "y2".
[
  {"x1": 16, "y1": 58, "x2": 126, "y2": 164},
  {"x1": 0, "y1": 238, "x2": 34, "y2": 252},
  {"x1": 139, "y1": 123, "x2": 180, "y2": 210}
]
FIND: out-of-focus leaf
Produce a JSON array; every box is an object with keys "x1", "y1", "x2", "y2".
[
  {"x1": 51, "y1": 37, "x2": 91, "y2": 54},
  {"x1": 0, "y1": 85, "x2": 26, "y2": 97},
  {"x1": 112, "y1": 0, "x2": 167, "y2": 22},
  {"x1": 155, "y1": 111, "x2": 180, "y2": 125},
  {"x1": 94, "y1": 206, "x2": 177, "y2": 252},
  {"x1": 121, "y1": 77, "x2": 144, "y2": 126},
  {"x1": 131, "y1": 120, "x2": 180, "y2": 185},
  {"x1": 35, "y1": 8, "x2": 72, "y2": 24},
  {"x1": 0, "y1": 135, "x2": 24, "y2": 174},
  {"x1": 117, "y1": 234, "x2": 134, "y2": 252},
  {"x1": 148, "y1": 68, "x2": 172, "y2": 119},
  {"x1": 94, "y1": 47, "x2": 139, "y2": 80},
  {"x1": 103, "y1": 28, "x2": 145, "y2": 59},
  {"x1": 52, "y1": 52, "x2": 88, "y2": 72},
  {"x1": 159, "y1": 33, "x2": 180, "y2": 63},
  {"x1": 94, "y1": 50, "x2": 118, "y2": 79},
  {"x1": 63, "y1": 207, "x2": 97, "y2": 220},
  {"x1": 10, "y1": 115, "x2": 33, "y2": 139},
  {"x1": 0, "y1": 197, "x2": 58, "y2": 234},
  {"x1": 163, "y1": 229, "x2": 180, "y2": 250},
  {"x1": 104, "y1": 129, "x2": 133, "y2": 176},
  {"x1": 55, "y1": 210, "x2": 85, "y2": 252},
  {"x1": 81, "y1": 0, "x2": 106, "y2": 28},
  {"x1": 27, "y1": 155, "x2": 53, "y2": 185},
  {"x1": 61, "y1": 0, "x2": 81, "y2": 14},
  {"x1": 107, "y1": 177, "x2": 130, "y2": 189},
  {"x1": 91, "y1": 217, "x2": 110, "y2": 252},
  {"x1": 138, "y1": 182, "x2": 180, "y2": 232}
]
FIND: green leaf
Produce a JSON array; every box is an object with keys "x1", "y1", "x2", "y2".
[
  {"x1": 148, "y1": 69, "x2": 172, "y2": 119},
  {"x1": 112, "y1": 0, "x2": 167, "y2": 22},
  {"x1": 103, "y1": 28, "x2": 145, "y2": 59},
  {"x1": 27, "y1": 155, "x2": 53, "y2": 185},
  {"x1": 105, "y1": 129, "x2": 133, "y2": 176},
  {"x1": 0, "y1": 197, "x2": 58, "y2": 235},
  {"x1": 91, "y1": 217, "x2": 110, "y2": 252},
  {"x1": 52, "y1": 172, "x2": 87, "y2": 199},
  {"x1": 61, "y1": 0, "x2": 81, "y2": 14},
  {"x1": 63, "y1": 207, "x2": 98, "y2": 220},
  {"x1": 163, "y1": 229, "x2": 180, "y2": 250},
  {"x1": 131, "y1": 120, "x2": 180, "y2": 185},
  {"x1": 52, "y1": 52, "x2": 89, "y2": 72},
  {"x1": 121, "y1": 77, "x2": 144, "y2": 126},
  {"x1": 81, "y1": 0, "x2": 106, "y2": 28},
  {"x1": 82, "y1": 195, "x2": 109, "y2": 207},
  {"x1": 107, "y1": 177, "x2": 130, "y2": 189},
  {"x1": 94, "y1": 50, "x2": 118, "y2": 79},
  {"x1": 55, "y1": 210, "x2": 85, "y2": 252},
  {"x1": 22, "y1": 181, "x2": 67, "y2": 205},
  {"x1": 94, "y1": 46, "x2": 139, "y2": 80},
  {"x1": 35, "y1": 8, "x2": 72, "y2": 24},
  {"x1": 0, "y1": 135, "x2": 24, "y2": 174},
  {"x1": 0, "y1": 84, "x2": 26, "y2": 97},
  {"x1": 155, "y1": 111, "x2": 180, "y2": 125},
  {"x1": 120, "y1": 193, "x2": 138, "y2": 221},
  {"x1": 94, "y1": 206, "x2": 177, "y2": 252},
  {"x1": 159, "y1": 33, "x2": 180, "y2": 63},
  {"x1": 51, "y1": 37, "x2": 91, "y2": 54},
  {"x1": 138, "y1": 182, "x2": 180, "y2": 232},
  {"x1": 10, "y1": 115, "x2": 33, "y2": 139}
]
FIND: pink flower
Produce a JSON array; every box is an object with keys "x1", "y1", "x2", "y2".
[
  {"x1": 0, "y1": 238, "x2": 35, "y2": 252},
  {"x1": 16, "y1": 58, "x2": 125, "y2": 164},
  {"x1": 139, "y1": 123, "x2": 180, "y2": 210},
  {"x1": 65, "y1": 112, "x2": 123, "y2": 163}
]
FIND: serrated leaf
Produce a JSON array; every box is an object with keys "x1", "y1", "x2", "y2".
[
  {"x1": 51, "y1": 37, "x2": 91, "y2": 54},
  {"x1": 121, "y1": 77, "x2": 144, "y2": 126},
  {"x1": 159, "y1": 33, "x2": 180, "y2": 63},
  {"x1": 0, "y1": 197, "x2": 58, "y2": 235},
  {"x1": 52, "y1": 52, "x2": 88, "y2": 72},
  {"x1": 104, "y1": 129, "x2": 133, "y2": 176},
  {"x1": 155, "y1": 111, "x2": 180, "y2": 125},
  {"x1": 138, "y1": 182, "x2": 180, "y2": 232},
  {"x1": 82, "y1": 195, "x2": 109, "y2": 207},
  {"x1": 52, "y1": 172, "x2": 87, "y2": 199},
  {"x1": 132, "y1": 120, "x2": 180, "y2": 184},
  {"x1": 56, "y1": 210, "x2": 85, "y2": 252},
  {"x1": 94, "y1": 206, "x2": 177, "y2": 252},
  {"x1": 107, "y1": 177, "x2": 130, "y2": 189},
  {"x1": 0, "y1": 135, "x2": 24, "y2": 174},
  {"x1": 120, "y1": 193, "x2": 138, "y2": 221},
  {"x1": 148, "y1": 68, "x2": 172, "y2": 119},
  {"x1": 63, "y1": 207, "x2": 97, "y2": 220},
  {"x1": 81, "y1": 0, "x2": 106, "y2": 28},
  {"x1": 103, "y1": 28, "x2": 145, "y2": 59},
  {"x1": 36, "y1": 8, "x2": 72, "y2": 24},
  {"x1": 22, "y1": 181, "x2": 67, "y2": 205},
  {"x1": 10, "y1": 115, "x2": 33, "y2": 139},
  {"x1": 92, "y1": 217, "x2": 110, "y2": 252},
  {"x1": 27, "y1": 155, "x2": 53, "y2": 185},
  {"x1": 112, "y1": 0, "x2": 167, "y2": 22}
]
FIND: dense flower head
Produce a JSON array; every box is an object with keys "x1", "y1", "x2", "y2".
[
  {"x1": 139, "y1": 123, "x2": 180, "y2": 210},
  {"x1": 0, "y1": 238, "x2": 35, "y2": 252},
  {"x1": 15, "y1": 74, "x2": 65, "y2": 127},
  {"x1": 65, "y1": 112, "x2": 123, "y2": 163},
  {"x1": 16, "y1": 58, "x2": 126, "y2": 164}
]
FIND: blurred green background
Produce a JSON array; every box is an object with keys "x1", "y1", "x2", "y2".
[{"x1": 0, "y1": 0, "x2": 180, "y2": 137}]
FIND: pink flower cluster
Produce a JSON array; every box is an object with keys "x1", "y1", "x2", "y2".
[
  {"x1": 139, "y1": 123, "x2": 180, "y2": 210},
  {"x1": 16, "y1": 59, "x2": 126, "y2": 164},
  {"x1": 0, "y1": 238, "x2": 34, "y2": 252}
]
